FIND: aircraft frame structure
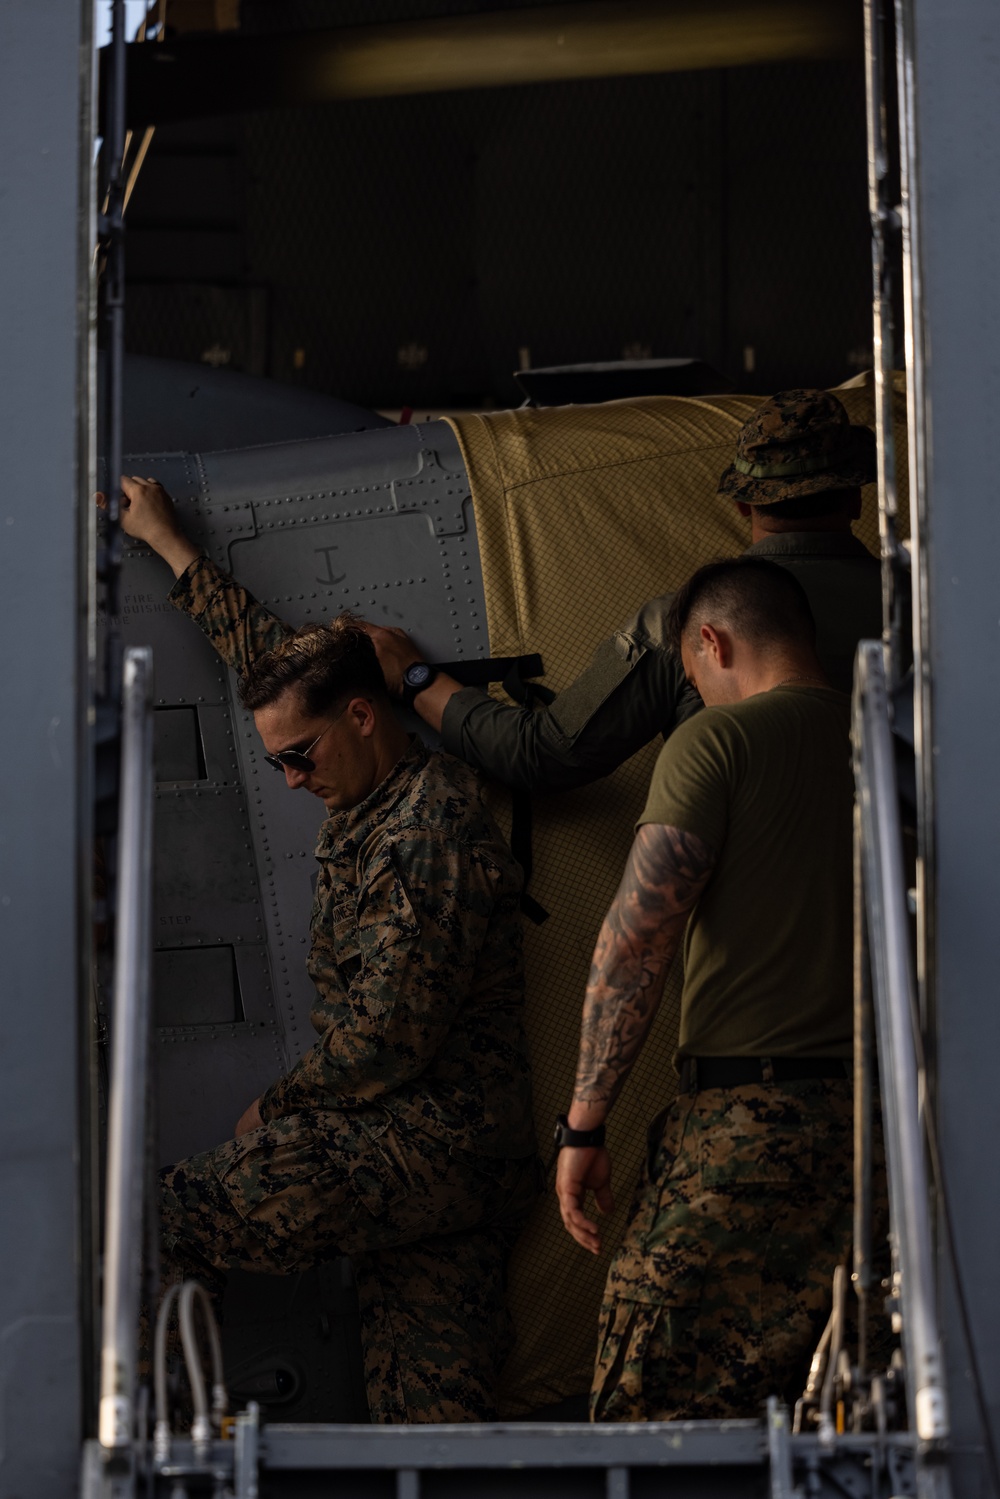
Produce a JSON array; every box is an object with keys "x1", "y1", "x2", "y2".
[{"x1": 1, "y1": 0, "x2": 998, "y2": 1494}]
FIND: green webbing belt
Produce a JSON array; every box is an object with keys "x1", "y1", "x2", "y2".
[{"x1": 732, "y1": 447, "x2": 851, "y2": 479}]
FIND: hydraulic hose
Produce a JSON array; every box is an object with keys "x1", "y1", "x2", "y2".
[
  {"x1": 153, "y1": 1283, "x2": 183, "y2": 1463},
  {"x1": 818, "y1": 1264, "x2": 848, "y2": 1448},
  {"x1": 179, "y1": 1280, "x2": 228, "y2": 1457},
  {"x1": 152, "y1": 1279, "x2": 228, "y2": 1464}
]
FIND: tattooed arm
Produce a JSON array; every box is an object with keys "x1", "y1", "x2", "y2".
[
  {"x1": 573, "y1": 822, "x2": 714, "y2": 1122},
  {"x1": 557, "y1": 822, "x2": 715, "y2": 1253}
]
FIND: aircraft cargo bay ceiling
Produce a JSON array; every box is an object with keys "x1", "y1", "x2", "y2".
[{"x1": 105, "y1": 0, "x2": 875, "y2": 413}]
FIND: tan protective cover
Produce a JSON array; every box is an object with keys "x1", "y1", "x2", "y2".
[{"x1": 446, "y1": 373, "x2": 909, "y2": 1416}]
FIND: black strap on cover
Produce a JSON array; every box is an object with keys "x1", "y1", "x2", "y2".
[
  {"x1": 497, "y1": 661, "x2": 552, "y2": 925},
  {"x1": 508, "y1": 799, "x2": 549, "y2": 925},
  {"x1": 435, "y1": 653, "x2": 545, "y2": 688},
  {"x1": 434, "y1": 652, "x2": 551, "y2": 924}
]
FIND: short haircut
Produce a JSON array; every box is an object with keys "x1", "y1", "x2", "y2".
[
  {"x1": 666, "y1": 556, "x2": 816, "y2": 660},
  {"x1": 751, "y1": 487, "x2": 860, "y2": 521},
  {"x1": 238, "y1": 614, "x2": 388, "y2": 715}
]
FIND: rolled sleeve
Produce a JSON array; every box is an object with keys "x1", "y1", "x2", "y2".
[{"x1": 169, "y1": 554, "x2": 291, "y2": 677}]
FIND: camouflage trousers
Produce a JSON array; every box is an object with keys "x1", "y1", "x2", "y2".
[
  {"x1": 592, "y1": 1080, "x2": 888, "y2": 1422},
  {"x1": 153, "y1": 1106, "x2": 541, "y2": 1424}
]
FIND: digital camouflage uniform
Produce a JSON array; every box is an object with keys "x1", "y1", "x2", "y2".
[
  {"x1": 440, "y1": 390, "x2": 882, "y2": 793},
  {"x1": 591, "y1": 1081, "x2": 889, "y2": 1422},
  {"x1": 157, "y1": 555, "x2": 540, "y2": 1423}
]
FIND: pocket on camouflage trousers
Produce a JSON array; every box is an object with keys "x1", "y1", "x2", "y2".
[
  {"x1": 211, "y1": 1113, "x2": 411, "y2": 1252},
  {"x1": 591, "y1": 1297, "x2": 700, "y2": 1422},
  {"x1": 312, "y1": 1118, "x2": 412, "y2": 1218},
  {"x1": 701, "y1": 1128, "x2": 814, "y2": 1189}
]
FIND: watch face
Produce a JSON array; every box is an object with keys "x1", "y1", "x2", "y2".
[{"x1": 405, "y1": 663, "x2": 432, "y2": 688}]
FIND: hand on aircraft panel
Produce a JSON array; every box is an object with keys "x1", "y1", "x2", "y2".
[
  {"x1": 234, "y1": 1097, "x2": 264, "y2": 1137},
  {"x1": 358, "y1": 621, "x2": 423, "y2": 696},
  {"x1": 359, "y1": 621, "x2": 464, "y2": 734},
  {"x1": 555, "y1": 1145, "x2": 615, "y2": 1256},
  {"x1": 96, "y1": 476, "x2": 202, "y2": 578}
]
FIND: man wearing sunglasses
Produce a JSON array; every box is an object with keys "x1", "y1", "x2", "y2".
[{"x1": 108, "y1": 476, "x2": 540, "y2": 1425}]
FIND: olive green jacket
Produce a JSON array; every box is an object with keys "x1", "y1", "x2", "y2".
[{"x1": 440, "y1": 531, "x2": 881, "y2": 793}]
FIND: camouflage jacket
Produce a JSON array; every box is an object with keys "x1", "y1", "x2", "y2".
[
  {"x1": 170, "y1": 555, "x2": 536, "y2": 1160},
  {"x1": 440, "y1": 531, "x2": 882, "y2": 793}
]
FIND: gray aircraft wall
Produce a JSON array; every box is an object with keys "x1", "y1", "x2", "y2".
[
  {"x1": 102, "y1": 351, "x2": 392, "y2": 455},
  {"x1": 906, "y1": 0, "x2": 1000, "y2": 1489},
  {"x1": 0, "y1": 0, "x2": 92, "y2": 1490},
  {"x1": 104, "y1": 420, "x2": 486, "y2": 1169}
]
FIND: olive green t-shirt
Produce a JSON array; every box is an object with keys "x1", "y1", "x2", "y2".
[{"x1": 639, "y1": 686, "x2": 853, "y2": 1059}]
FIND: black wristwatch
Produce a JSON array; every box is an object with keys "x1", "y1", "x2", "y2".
[
  {"x1": 553, "y1": 1114, "x2": 606, "y2": 1151},
  {"x1": 400, "y1": 661, "x2": 439, "y2": 709}
]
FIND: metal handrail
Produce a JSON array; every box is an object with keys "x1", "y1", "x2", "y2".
[
  {"x1": 98, "y1": 646, "x2": 156, "y2": 1451},
  {"x1": 99, "y1": 0, "x2": 126, "y2": 640},
  {"x1": 852, "y1": 801, "x2": 874, "y2": 1378},
  {"x1": 852, "y1": 641, "x2": 947, "y2": 1445},
  {"x1": 863, "y1": 0, "x2": 905, "y2": 689}
]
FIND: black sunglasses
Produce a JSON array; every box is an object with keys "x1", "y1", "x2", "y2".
[{"x1": 263, "y1": 709, "x2": 345, "y2": 773}]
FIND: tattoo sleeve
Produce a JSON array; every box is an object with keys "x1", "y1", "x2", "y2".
[{"x1": 573, "y1": 823, "x2": 715, "y2": 1117}]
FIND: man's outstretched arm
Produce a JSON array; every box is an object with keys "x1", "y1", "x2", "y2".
[
  {"x1": 100, "y1": 476, "x2": 291, "y2": 674},
  {"x1": 556, "y1": 821, "x2": 715, "y2": 1253},
  {"x1": 363, "y1": 618, "x2": 701, "y2": 794}
]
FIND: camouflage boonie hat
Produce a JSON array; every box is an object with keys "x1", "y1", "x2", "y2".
[{"x1": 717, "y1": 388, "x2": 877, "y2": 505}]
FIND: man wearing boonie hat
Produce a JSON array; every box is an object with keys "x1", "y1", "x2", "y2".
[
  {"x1": 718, "y1": 387, "x2": 879, "y2": 506},
  {"x1": 364, "y1": 389, "x2": 882, "y2": 793}
]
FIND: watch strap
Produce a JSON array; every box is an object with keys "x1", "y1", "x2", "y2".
[
  {"x1": 400, "y1": 662, "x2": 438, "y2": 709},
  {"x1": 553, "y1": 1113, "x2": 606, "y2": 1150}
]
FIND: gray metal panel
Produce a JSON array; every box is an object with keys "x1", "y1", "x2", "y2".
[
  {"x1": 259, "y1": 1420, "x2": 767, "y2": 1470},
  {"x1": 153, "y1": 785, "x2": 265, "y2": 946},
  {"x1": 905, "y1": 0, "x2": 1000, "y2": 1489},
  {"x1": 0, "y1": 0, "x2": 91, "y2": 1488},
  {"x1": 100, "y1": 351, "x2": 392, "y2": 454},
  {"x1": 230, "y1": 513, "x2": 448, "y2": 620},
  {"x1": 197, "y1": 420, "x2": 467, "y2": 507},
  {"x1": 152, "y1": 702, "x2": 238, "y2": 785},
  {"x1": 116, "y1": 555, "x2": 230, "y2": 704},
  {"x1": 154, "y1": 941, "x2": 285, "y2": 1165},
  {"x1": 196, "y1": 703, "x2": 242, "y2": 783},
  {"x1": 131, "y1": 1421, "x2": 917, "y2": 1497},
  {"x1": 227, "y1": 506, "x2": 484, "y2": 649},
  {"x1": 155, "y1": 945, "x2": 244, "y2": 1026}
]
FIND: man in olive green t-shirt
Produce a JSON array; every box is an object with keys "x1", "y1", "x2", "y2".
[
  {"x1": 645, "y1": 668, "x2": 853, "y2": 1065},
  {"x1": 555, "y1": 555, "x2": 874, "y2": 1422}
]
